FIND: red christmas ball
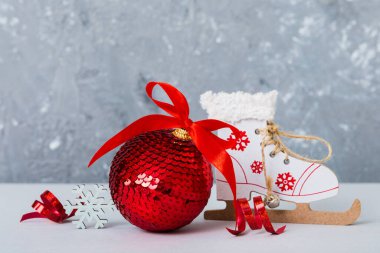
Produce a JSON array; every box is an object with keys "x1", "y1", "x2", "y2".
[{"x1": 109, "y1": 129, "x2": 213, "y2": 232}]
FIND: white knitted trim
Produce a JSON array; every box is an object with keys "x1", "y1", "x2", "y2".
[{"x1": 200, "y1": 90, "x2": 278, "y2": 123}]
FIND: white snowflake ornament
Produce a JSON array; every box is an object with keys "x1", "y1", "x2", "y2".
[{"x1": 64, "y1": 184, "x2": 115, "y2": 229}]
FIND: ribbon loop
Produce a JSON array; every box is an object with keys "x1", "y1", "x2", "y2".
[
  {"x1": 146, "y1": 82, "x2": 190, "y2": 121},
  {"x1": 227, "y1": 197, "x2": 286, "y2": 235},
  {"x1": 20, "y1": 190, "x2": 75, "y2": 223}
]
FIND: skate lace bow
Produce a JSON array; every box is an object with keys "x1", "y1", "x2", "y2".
[{"x1": 259, "y1": 121, "x2": 332, "y2": 195}]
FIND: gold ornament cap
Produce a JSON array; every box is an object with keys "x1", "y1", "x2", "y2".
[{"x1": 172, "y1": 128, "x2": 192, "y2": 141}]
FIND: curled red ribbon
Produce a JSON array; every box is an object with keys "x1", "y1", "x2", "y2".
[
  {"x1": 228, "y1": 197, "x2": 286, "y2": 235},
  {"x1": 20, "y1": 190, "x2": 76, "y2": 223},
  {"x1": 88, "y1": 82, "x2": 246, "y2": 233}
]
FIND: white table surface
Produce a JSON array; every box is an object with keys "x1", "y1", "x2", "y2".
[{"x1": 1, "y1": 183, "x2": 379, "y2": 253}]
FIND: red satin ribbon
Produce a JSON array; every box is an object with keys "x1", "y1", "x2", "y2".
[
  {"x1": 88, "y1": 81, "x2": 247, "y2": 233},
  {"x1": 20, "y1": 190, "x2": 76, "y2": 223},
  {"x1": 228, "y1": 197, "x2": 286, "y2": 235}
]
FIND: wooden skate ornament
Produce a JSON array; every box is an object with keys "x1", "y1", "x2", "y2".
[
  {"x1": 200, "y1": 91, "x2": 362, "y2": 227},
  {"x1": 204, "y1": 199, "x2": 361, "y2": 225}
]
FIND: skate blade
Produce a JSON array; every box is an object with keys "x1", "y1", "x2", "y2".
[{"x1": 204, "y1": 199, "x2": 361, "y2": 225}]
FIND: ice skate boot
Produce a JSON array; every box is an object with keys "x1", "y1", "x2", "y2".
[{"x1": 200, "y1": 90, "x2": 360, "y2": 225}]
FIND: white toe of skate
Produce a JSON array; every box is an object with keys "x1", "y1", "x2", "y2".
[{"x1": 292, "y1": 164, "x2": 339, "y2": 203}]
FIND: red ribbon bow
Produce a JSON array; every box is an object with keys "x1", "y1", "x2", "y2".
[
  {"x1": 229, "y1": 197, "x2": 286, "y2": 235},
  {"x1": 20, "y1": 190, "x2": 76, "y2": 223},
  {"x1": 88, "y1": 81, "x2": 283, "y2": 235}
]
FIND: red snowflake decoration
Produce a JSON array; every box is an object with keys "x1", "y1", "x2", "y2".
[
  {"x1": 275, "y1": 172, "x2": 296, "y2": 192},
  {"x1": 250, "y1": 160, "x2": 263, "y2": 174},
  {"x1": 227, "y1": 131, "x2": 250, "y2": 151}
]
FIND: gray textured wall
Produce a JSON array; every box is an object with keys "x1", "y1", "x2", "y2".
[{"x1": 0, "y1": 0, "x2": 379, "y2": 183}]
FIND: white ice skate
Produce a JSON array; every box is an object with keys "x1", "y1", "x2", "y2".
[{"x1": 200, "y1": 90, "x2": 360, "y2": 225}]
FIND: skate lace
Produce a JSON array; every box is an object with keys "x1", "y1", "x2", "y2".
[{"x1": 258, "y1": 121, "x2": 332, "y2": 198}]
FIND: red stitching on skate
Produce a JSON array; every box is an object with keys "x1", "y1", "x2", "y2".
[
  {"x1": 298, "y1": 165, "x2": 321, "y2": 195},
  {"x1": 216, "y1": 179, "x2": 338, "y2": 197},
  {"x1": 292, "y1": 163, "x2": 315, "y2": 195},
  {"x1": 231, "y1": 155, "x2": 248, "y2": 183}
]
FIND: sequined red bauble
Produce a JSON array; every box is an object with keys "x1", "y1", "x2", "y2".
[{"x1": 109, "y1": 129, "x2": 213, "y2": 232}]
